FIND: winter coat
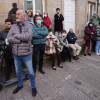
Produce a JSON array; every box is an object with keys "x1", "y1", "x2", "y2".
[
  {"x1": 25, "y1": 16, "x2": 34, "y2": 23},
  {"x1": 90, "y1": 16, "x2": 100, "y2": 26},
  {"x1": 8, "y1": 8, "x2": 18, "y2": 24},
  {"x1": 0, "y1": 29, "x2": 12, "y2": 58},
  {"x1": 96, "y1": 26, "x2": 100, "y2": 41},
  {"x1": 84, "y1": 26, "x2": 96, "y2": 41},
  {"x1": 67, "y1": 32, "x2": 77, "y2": 44},
  {"x1": 57, "y1": 34, "x2": 69, "y2": 52},
  {"x1": 32, "y1": 24, "x2": 48, "y2": 45},
  {"x1": 43, "y1": 16, "x2": 52, "y2": 28},
  {"x1": 7, "y1": 22, "x2": 33, "y2": 56},
  {"x1": 45, "y1": 33, "x2": 59, "y2": 54},
  {"x1": 54, "y1": 14, "x2": 64, "y2": 32}
]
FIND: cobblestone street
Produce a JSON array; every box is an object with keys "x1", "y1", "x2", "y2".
[{"x1": 0, "y1": 53, "x2": 100, "y2": 100}]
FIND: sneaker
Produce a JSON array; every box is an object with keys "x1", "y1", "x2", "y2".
[
  {"x1": 32, "y1": 88, "x2": 37, "y2": 96},
  {"x1": 13, "y1": 86, "x2": 23, "y2": 94},
  {"x1": 52, "y1": 66, "x2": 56, "y2": 70},
  {"x1": 96, "y1": 53, "x2": 100, "y2": 56},
  {"x1": 39, "y1": 69, "x2": 45, "y2": 74},
  {"x1": 58, "y1": 65, "x2": 63, "y2": 68}
]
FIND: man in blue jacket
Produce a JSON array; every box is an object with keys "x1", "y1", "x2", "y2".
[
  {"x1": 67, "y1": 28, "x2": 81, "y2": 60},
  {"x1": 32, "y1": 15, "x2": 48, "y2": 74}
]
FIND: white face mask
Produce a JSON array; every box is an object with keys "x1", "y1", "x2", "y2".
[
  {"x1": 62, "y1": 34, "x2": 66, "y2": 36},
  {"x1": 44, "y1": 15, "x2": 47, "y2": 17},
  {"x1": 36, "y1": 13, "x2": 39, "y2": 15},
  {"x1": 49, "y1": 32, "x2": 53, "y2": 36},
  {"x1": 16, "y1": 19, "x2": 21, "y2": 23},
  {"x1": 90, "y1": 24, "x2": 93, "y2": 27}
]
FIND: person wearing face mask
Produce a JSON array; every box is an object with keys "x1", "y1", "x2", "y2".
[
  {"x1": 84, "y1": 22, "x2": 96, "y2": 56},
  {"x1": 32, "y1": 15, "x2": 48, "y2": 74},
  {"x1": 0, "y1": 19, "x2": 13, "y2": 81},
  {"x1": 34, "y1": 9, "x2": 43, "y2": 24},
  {"x1": 54, "y1": 8, "x2": 64, "y2": 38},
  {"x1": 90, "y1": 13, "x2": 100, "y2": 52},
  {"x1": 45, "y1": 28, "x2": 63, "y2": 70},
  {"x1": 57, "y1": 30, "x2": 71, "y2": 62},
  {"x1": 43, "y1": 12, "x2": 52, "y2": 29}
]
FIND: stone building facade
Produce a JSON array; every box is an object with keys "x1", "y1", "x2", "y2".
[{"x1": 0, "y1": 0, "x2": 99, "y2": 45}]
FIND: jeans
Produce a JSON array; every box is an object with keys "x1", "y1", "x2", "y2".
[
  {"x1": 13, "y1": 54, "x2": 36, "y2": 88},
  {"x1": 95, "y1": 41, "x2": 100, "y2": 53},
  {"x1": 33, "y1": 44, "x2": 45, "y2": 72}
]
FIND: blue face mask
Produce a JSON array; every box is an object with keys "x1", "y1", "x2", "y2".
[
  {"x1": 57, "y1": 14, "x2": 60, "y2": 17},
  {"x1": 37, "y1": 20, "x2": 41, "y2": 25}
]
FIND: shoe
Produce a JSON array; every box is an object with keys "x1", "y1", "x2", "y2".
[
  {"x1": 84, "y1": 54, "x2": 87, "y2": 56},
  {"x1": 39, "y1": 69, "x2": 45, "y2": 74},
  {"x1": 52, "y1": 66, "x2": 56, "y2": 70},
  {"x1": 73, "y1": 56, "x2": 77, "y2": 60},
  {"x1": 96, "y1": 53, "x2": 100, "y2": 56},
  {"x1": 88, "y1": 53, "x2": 91, "y2": 56},
  {"x1": 76, "y1": 55, "x2": 79, "y2": 59},
  {"x1": 32, "y1": 88, "x2": 37, "y2": 96},
  {"x1": 25, "y1": 73, "x2": 29, "y2": 78},
  {"x1": 0, "y1": 85, "x2": 2, "y2": 91},
  {"x1": 58, "y1": 65, "x2": 63, "y2": 68},
  {"x1": 13, "y1": 86, "x2": 23, "y2": 94}
]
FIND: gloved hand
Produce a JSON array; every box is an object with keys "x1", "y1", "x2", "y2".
[{"x1": 5, "y1": 39, "x2": 9, "y2": 45}]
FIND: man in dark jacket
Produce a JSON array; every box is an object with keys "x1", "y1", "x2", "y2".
[
  {"x1": 54, "y1": 8, "x2": 64, "y2": 38},
  {"x1": 67, "y1": 28, "x2": 81, "y2": 60},
  {"x1": 8, "y1": 3, "x2": 18, "y2": 24},
  {"x1": 0, "y1": 19, "x2": 12, "y2": 81}
]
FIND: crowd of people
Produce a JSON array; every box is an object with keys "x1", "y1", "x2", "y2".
[{"x1": 0, "y1": 3, "x2": 100, "y2": 96}]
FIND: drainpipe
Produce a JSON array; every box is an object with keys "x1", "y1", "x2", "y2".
[{"x1": 97, "y1": 0, "x2": 100, "y2": 14}]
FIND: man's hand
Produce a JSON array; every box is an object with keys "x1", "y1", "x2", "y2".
[{"x1": 30, "y1": 22, "x2": 34, "y2": 25}]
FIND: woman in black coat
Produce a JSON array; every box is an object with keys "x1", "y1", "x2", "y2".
[{"x1": 54, "y1": 8, "x2": 64, "y2": 38}]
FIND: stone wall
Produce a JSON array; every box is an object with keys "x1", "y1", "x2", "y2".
[
  {"x1": 75, "y1": 0, "x2": 97, "y2": 45},
  {"x1": 45, "y1": 0, "x2": 63, "y2": 31},
  {"x1": 0, "y1": 0, "x2": 24, "y2": 30}
]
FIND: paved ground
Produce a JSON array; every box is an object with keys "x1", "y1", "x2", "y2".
[{"x1": 0, "y1": 53, "x2": 100, "y2": 100}]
